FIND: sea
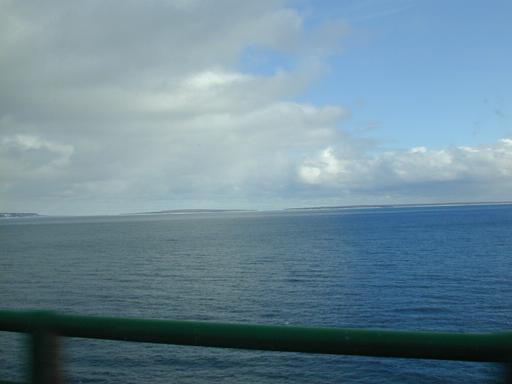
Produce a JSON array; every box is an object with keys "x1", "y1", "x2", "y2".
[{"x1": 1, "y1": 204, "x2": 511, "y2": 383}]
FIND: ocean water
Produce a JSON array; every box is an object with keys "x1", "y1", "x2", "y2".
[{"x1": 1, "y1": 205, "x2": 511, "y2": 383}]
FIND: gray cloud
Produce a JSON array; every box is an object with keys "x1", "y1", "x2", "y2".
[{"x1": 1, "y1": 0, "x2": 510, "y2": 214}]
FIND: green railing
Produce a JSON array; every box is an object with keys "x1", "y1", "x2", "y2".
[{"x1": 1, "y1": 310, "x2": 511, "y2": 383}]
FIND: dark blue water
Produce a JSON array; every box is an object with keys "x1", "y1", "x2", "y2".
[{"x1": 1, "y1": 205, "x2": 511, "y2": 383}]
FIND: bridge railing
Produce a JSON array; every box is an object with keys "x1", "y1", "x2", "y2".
[{"x1": 1, "y1": 310, "x2": 511, "y2": 383}]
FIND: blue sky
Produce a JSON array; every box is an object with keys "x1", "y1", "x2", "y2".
[
  {"x1": 1, "y1": 0, "x2": 511, "y2": 214},
  {"x1": 244, "y1": 0, "x2": 512, "y2": 149},
  {"x1": 307, "y1": 0, "x2": 511, "y2": 148}
]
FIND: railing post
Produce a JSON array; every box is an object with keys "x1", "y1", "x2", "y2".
[
  {"x1": 505, "y1": 363, "x2": 512, "y2": 384},
  {"x1": 30, "y1": 331, "x2": 62, "y2": 384},
  {"x1": 28, "y1": 312, "x2": 63, "y2": 384}
]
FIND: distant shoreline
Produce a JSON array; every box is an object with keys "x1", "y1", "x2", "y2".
[
  {"x1": 126, "y1": 209, "x2": 256, "y2": 216},
  {"x1": 129, "y1": 202, "x2": 512, "y2": 216},
  {"x1": 285, "y1": 201, "x2": 512, "y2": 211},
  {"x1": 0, "y1": 212, "x2": 41, "y2": 218},
  {"x1": 3, "y1": 201, "x2": 512, "y2": 218}
]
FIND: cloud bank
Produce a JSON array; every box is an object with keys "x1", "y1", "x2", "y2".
[{"x1": 1, "y1": 0, "x2": 510, "y2": 214}]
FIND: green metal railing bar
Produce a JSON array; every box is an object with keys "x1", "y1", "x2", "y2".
[{"x1": 1, "y1": 310, "x2": 511, "y2": 383}]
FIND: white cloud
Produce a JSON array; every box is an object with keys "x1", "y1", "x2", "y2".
[
  {"x1": 298, "y1": 140, "x2": 512, "y2": 198},
  {"x1": 186, "y1": 71, "x2": 249, "y2": 90},
  {"x1": 299, "y1": 148, "x2": 348, "y2": 184}
]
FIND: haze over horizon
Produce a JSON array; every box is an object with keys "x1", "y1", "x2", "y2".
[{"x1": 1, "y1": 0, "x2": 511, "y2": 215}]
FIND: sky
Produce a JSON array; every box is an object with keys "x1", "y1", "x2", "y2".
[{"x1": 1, "y1": 0, "x2": 511, "y2": 215}]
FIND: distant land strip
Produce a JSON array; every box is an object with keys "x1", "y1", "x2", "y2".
[
  {"x1": 0, "y1": 212, "x2": 41, "y2": 218},
  {"x1": 2, "y1": 202, "x2": 512, "y2": 218},
  {"x1": 285, "y1": 201, "x2": 512, "y2": 211},
  {"x1": 127, "y1": 209, "x2": 256, "y2": 216}
]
